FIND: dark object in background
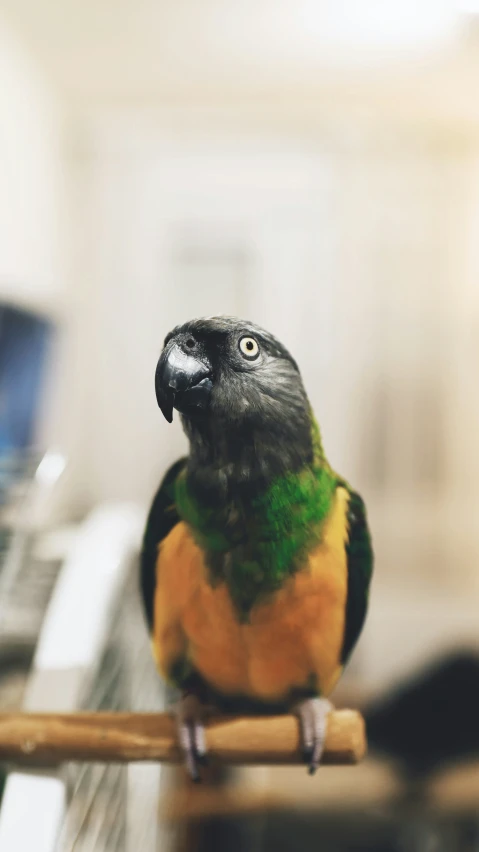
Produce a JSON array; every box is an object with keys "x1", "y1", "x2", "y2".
[
  {"x1": 0, "y1": 303, "x2": 52, "y2": 456},
  {"x1": 366, "y1": 651, "x2": 479, "y2": 779},
  {"x1": 0, "y1": 303, "x2": 53, "y2": 504},
  {"x1": 189, "y1": 809, "x2": 468, "y2": 852}
]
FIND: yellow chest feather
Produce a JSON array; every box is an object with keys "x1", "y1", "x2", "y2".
[{"x1": 153, "y1": 488, "x2": 350, "y2": 703}]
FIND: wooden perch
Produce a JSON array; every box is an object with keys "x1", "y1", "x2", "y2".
[{"x1": 0, "y1": 710, "x2": 365, "y2": 767}]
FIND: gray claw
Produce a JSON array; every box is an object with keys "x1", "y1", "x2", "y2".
[
  {"x1": 175, "y1": 694, "x2": 209, "y2": 781},
  {"x1": 293, "y1": 697, "x2": 332, "y2": 774}
]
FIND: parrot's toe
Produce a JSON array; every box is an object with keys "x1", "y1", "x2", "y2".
[
  {"x1": 175, "y1": 693, "x2": 209, "y2": 782},
  {"x1": 292, "y1": 697, "x2": 332, "y2": 775}
]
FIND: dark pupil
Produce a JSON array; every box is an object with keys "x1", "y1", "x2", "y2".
[
  {"x1": 246, "y1": 340, "x2": 254, "y2": 350},
  {"x1": 186, "y1": 338, "x2": 195, "y2": 349}
]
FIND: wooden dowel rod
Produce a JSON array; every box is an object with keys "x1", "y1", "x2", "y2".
[{"x1": 0, "y1": 710, "x2": 365, "y2": 767}]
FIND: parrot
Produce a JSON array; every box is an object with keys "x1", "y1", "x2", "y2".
[{"x1": 140, "y1": 316, "x2": 373, "y2": 780}]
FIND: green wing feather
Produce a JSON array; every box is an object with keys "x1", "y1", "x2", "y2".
[
  {"x1": 140, "y1": 458, "x2": 186, "y2": 630},
  {"x1": 341, "y1": 489, "x2": 374, "y2": 664}
]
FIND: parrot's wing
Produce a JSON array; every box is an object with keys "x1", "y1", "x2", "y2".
[
  {"x1": 340, "y1": 489, "x2": 374, "y2": 664},
  {"x1": 140, "y1": 457, "x2": 187, "y2": 630}
]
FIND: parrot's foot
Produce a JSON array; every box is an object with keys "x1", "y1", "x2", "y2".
[
  {"x1": 174, "y1": 692, "x2": 209, "y2": 783},
  {"x1": 292, "y1": 697, "x2": 333, "y2": 775}
]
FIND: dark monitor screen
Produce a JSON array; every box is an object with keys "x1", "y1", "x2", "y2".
[{"x1": 0, "y1": 303, "x2": 53, "y2": 457}]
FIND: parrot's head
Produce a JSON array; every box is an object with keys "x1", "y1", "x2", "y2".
[{"x1": 155, "y1": 317, "x2": 312, "y2": 458}]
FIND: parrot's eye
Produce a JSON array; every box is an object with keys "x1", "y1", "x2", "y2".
[{"x1": 239, "y1": 336, "x2": 260, "y2": 360}]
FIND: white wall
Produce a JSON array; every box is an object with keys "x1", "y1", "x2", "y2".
[
  {"x1": 0, "y1": 13, "x2": 65, "y2": 316},
  {"x1": 65, "y1": 127, "x2": 337, "y2": 512},
  {"x1": 0, "y1": 12, "x2": 69, "y2": 493}
]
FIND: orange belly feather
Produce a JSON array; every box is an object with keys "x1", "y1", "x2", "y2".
[{"x1": 152, "y1": 487, "x2": 350, "y2": 703}]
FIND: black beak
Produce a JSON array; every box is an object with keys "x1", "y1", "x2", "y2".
[{"x1": 155, "y1": 343, "x2": 213, "y2": 423}]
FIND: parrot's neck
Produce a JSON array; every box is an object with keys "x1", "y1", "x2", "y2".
[
  {"x1": 175, "y1": 417, "x2": 339, "y2": 619},
  {"x1": 183, "y1": 407, "x2": 315, "y2": 490}
]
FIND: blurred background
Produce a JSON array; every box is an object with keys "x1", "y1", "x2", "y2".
[{"x1": 1, "y1": 0, "x2": 479, "y2": 850}]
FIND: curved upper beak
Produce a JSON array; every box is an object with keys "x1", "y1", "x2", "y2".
[{"x1": 155, "y1": 343, "x2": 213, "y2": 422}]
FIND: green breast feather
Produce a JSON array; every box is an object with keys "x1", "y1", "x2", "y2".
[{"x1": 174, "y1": 420, "x2": 340, "y2": 619}]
